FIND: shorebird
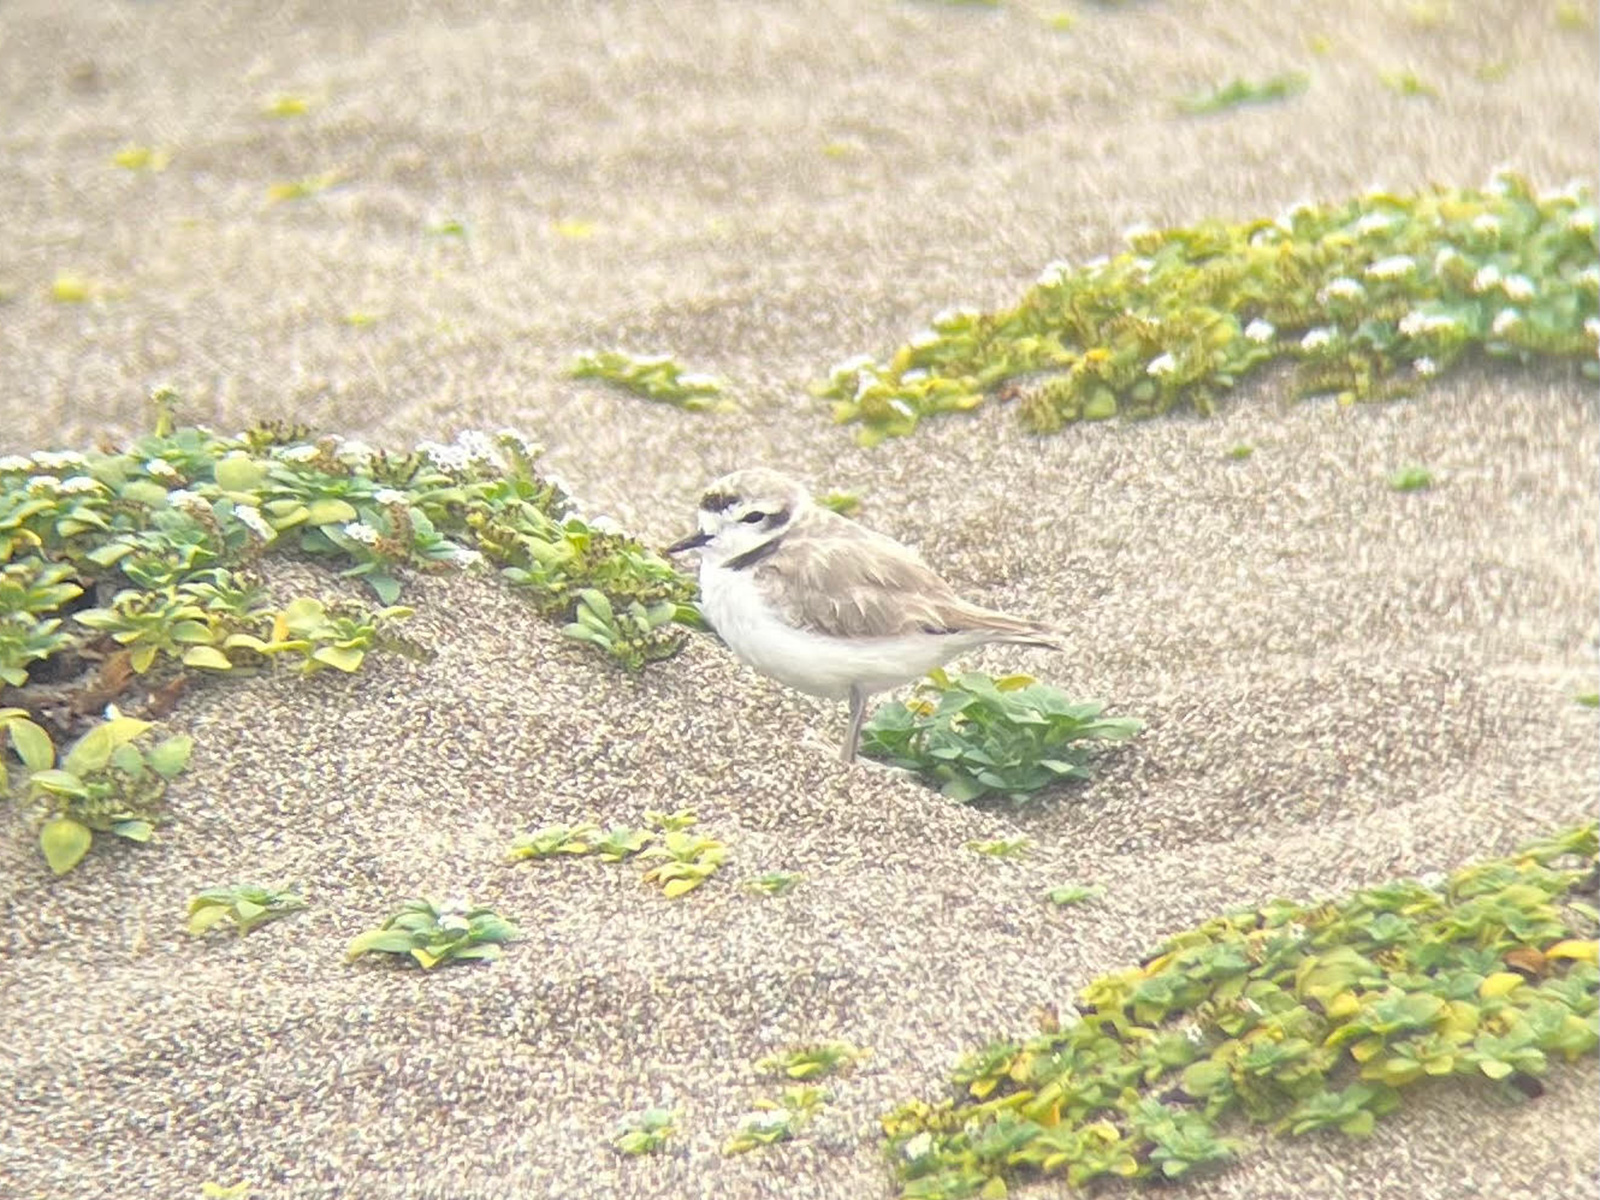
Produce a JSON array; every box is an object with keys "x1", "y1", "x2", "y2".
[{"x1": 669, "y1": 469, "x2": 1063, "y2": 761}]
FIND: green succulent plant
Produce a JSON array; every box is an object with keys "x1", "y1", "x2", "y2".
[
  {"x1": 862, "y1": 670, "x2": 1140, "y2": 803},
  {"x1": 818, "y1": 174, "x2": 1598, "y2": 443},
  {"x1": 882, "y1": 824, "x2": 1599, "y2": 1197},
  {"x1": 2, "y1": 708, "x2": 193, "y2": 874},
  {"x1": 187, "y1": 883, "x2": 306, "y2": 936},
  {"x1": 346, "y1": 898, "x2": 519, "y2": 970}
]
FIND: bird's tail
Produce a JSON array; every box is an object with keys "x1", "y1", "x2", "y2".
[{"x1": 957, "y1": 606, "x2": 1066, "y2": 652}]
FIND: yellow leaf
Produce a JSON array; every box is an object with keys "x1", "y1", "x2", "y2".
[
  {"x1": 1349, "y1": 1036, "x2": 1384, "y2": 1063},
  {"x1": 1479, "y1": 972, "x2": 1526, "y2": 999},
  {"x1": 1544, "y1": 939, "x2": 1598, "y2": 964},
  {"x1": 1325, "y1": 991, "x2": 1361, "y2": 1020}
]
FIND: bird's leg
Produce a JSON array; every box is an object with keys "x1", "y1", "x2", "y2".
[{"x1": 841, "y1": 685, "x2": 868, "y2": 764}]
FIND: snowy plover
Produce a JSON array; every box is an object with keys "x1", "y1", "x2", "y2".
[{"x1": 668, "y1": 469, "x2": 1064, "y2": 762}]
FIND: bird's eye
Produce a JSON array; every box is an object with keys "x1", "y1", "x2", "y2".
[{"x1": 740, "y1": 511, "x2": 766, "y2": 524}]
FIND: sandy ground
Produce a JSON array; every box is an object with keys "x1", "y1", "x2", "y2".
[{"x1": 1, "y1": 1, "x2": 1597, "y2": 1198}]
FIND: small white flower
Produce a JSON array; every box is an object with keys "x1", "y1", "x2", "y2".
[
  {"x1": 26, "y1": 474, "x2": 61, "y2": 494},
  {"x1": 1472, "y1": 264, "x2": 1503, "y2": 293},
  {"x1": 888, "y1": 398, "x2": 917, "y2": 419},
  {"x1": 277, "y1": 444, "x2": 322, "y2": 464},
  {"x1": 903, "y1": 1132, "x2": 933, "y2": 1160},
  {"x1": 144, "y1": 457, "x2": 180, "y2": 479},
  {"x1": 373, "y1": 488, "x2": 408, "y2": 506},
  {"x1": 58, "y1": 475, "x2": 102, "y2": 495},
  {"x1": 456, "y1": 430, "x2": 496, "y2": 463},
  {"x1": 675, "y1": 372, "x2": 721, "y2": 390},
  {"x1": 900, "y1": 368, "x2": 929, "y2": 384},
  {"x1": 1414, "y1": 356, "x2": 1438, "y2": 377},
  {"x1": 1035, "y1": 259, "x2": 1071, "y2": 286},
  {"x1": 1491, "y1": 309, "x2": 1521, "y2": 336},
  {"x1": 34, "y1": 450, "x2": 87, "y2": 470},
  {"x1": 829, "y1": 353, "x2": 874, "y2": 377},
  {"x1": 0, "y1": 454, "x2": 33, "y2": 472},
  {"x1": 1353, "y1": 211, "x2": 1396, "y2": 236},
  {"x1": 589, "y1": 515, "x2": 623, "y2": 535},
  {"x1": 342, "y1": 521, "x2": 380, "y2": 545},
  {"x1": 1276, "y1": 199, "x2": 1314, "y2": 231},
  {"x1": 1433, "y1": 246, "x2": 1463, "y2": 273},
  {"x1": 1319, "y1": 277, "x2": 1365, "y2": 302},
  {"x1": 1365, "y1": 255, "x2": 1416, "y2": 280},
  {"x1": 1146, "y1": 352, "x2": 1178, "y2": 377},
  {"x1": 1244, "y1": 319, "x2": 1275, "y2": 343},
  {"x1": 234, "y1": 504, "x2": 274, "y2": 540},
  {"x1": 1472, "y1": 213, "x2": 1502, "y2": 235},
  {"x1": 1300, "y1": 327, "x2": 1335, "y2": 351},
  {"x1": 1485, "y1": 165, "x2": 1517, "y2": 195},
  {"x1": 1398, "y1": 310, "x2": 1458, "y2": 337},
  {"x1": 1569, "y1": 209, "x2": 1597, "y2": 235},
  {"x1": 418, "y1": 440, "x2": 470, "y2": 472},
  {"x1": 908, "y1": 328, "x2": 941, "y2": 349},
  {"x1": 1501, "y1": 274, "x2": 1535, "y2": 301}
]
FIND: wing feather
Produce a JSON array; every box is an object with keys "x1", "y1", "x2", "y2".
[{"x1": 754, "y1": 509, "x2": 1056, "y2": 643}]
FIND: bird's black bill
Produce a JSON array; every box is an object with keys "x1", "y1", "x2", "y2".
[{"x1": 667, "y1": 530, "x2": 711, "y2": 554}]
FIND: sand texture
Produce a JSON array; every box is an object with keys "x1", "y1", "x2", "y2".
[{"x1": 1, "y1": 2, "x2": 1596, "y2": 1198}]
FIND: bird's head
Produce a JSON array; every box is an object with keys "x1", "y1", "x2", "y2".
[{"x1": 667, "y1": 469, "x2": 811, "y2": 564}]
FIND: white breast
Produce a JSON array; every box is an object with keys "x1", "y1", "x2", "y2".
[{"x1": 699, "y1": 563, "x2": 984, "y2": 700}]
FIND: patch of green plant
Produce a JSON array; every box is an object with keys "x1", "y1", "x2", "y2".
[
  {"x1": 187, "y1": 883, "x2": 306, "y2": 936},
  {"x1": 569, "y1": 350, "x2": 735, "y2": 412},
  {"x1": 1, "y1": 393, "x2": 696, "y2": 713},
  {"x1": 2, "y1": 708, "x2": 192, "y2": 874},
  {"x1": 645, "y1": 807, "x2": 699, "y2": 832},
  {"x1": 1179, "y1": 73, "x2": 1308, "y2": 114},
  {"x1": 967, "y1": 837, "x2": 1031, "y2": 858},
  {"x1": 881, "y1": 824, "x2": 1600, "y2": 1197},
  {"x1": 862, "y1": 670, "x2": 1141, "y2": 804},
  {"x1": 346, "y1": 898, "x2": 518, "y2": 969},
  {"x1": 1381, "y1": 69, "x2": 1438, "y2": 97},
  {"x1": 724, "y1": 1086, "x2": 831, "y2": 1155},
  {"x1": 817, "y1": 490, "x2": 863, "y2": 517},
  {"x1": 816, "y1": 173, "x2": 1599, "y2": 443},
  {"x1": 641, "y1": 830, "x2": 727, "y2": 898},
  {"x1": 745, "y1": 870, "x2": 804, "y2": 895},
  {"x1": 757, "y1": 1041, "x2": 871, "y2": 1080},
  {"x1": 111, "y1": 144, "x2": 172, "y2": 172},
  {"x1": 266, "y1": 171, "x2": 341, "y2": 203},
  {"x1": 1045, "y1": 882, "x2": 1106, "y2": 906},
  {"x1": 1388, "y1": 465, "x2": 1435, "y2": 492},
  {"x1": 200, "y1": 1182, "x2": 251, "y2": 1199},
  {"x1": 509, "y1": 812, "x2": 722, "y2": 894},
  {"x1": 1226, "y1": 443, "x2": 1255, "y2": 460},
  {"x1": 1576, "y1": 692, "x2": 1599, "y2": 708},
  {"x1": 261, "y1": 93, "x2": 311, "y2": 118},
  {"x1": 562, "y1": 588, "x2": 682, "y2": 671},
  {"x1": 508, "y1": 821, "x2": 602, "y2": 860},
  {"x1": 612, "y1": 1106, "x2": 680, "y2": 1156}
]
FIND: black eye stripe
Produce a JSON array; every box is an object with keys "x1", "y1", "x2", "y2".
[{"x1": 741, "y1": 511, "x2": 765, "y2": 524}]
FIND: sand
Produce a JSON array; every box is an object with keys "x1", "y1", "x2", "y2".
[{"x1": 1, "y1": 2, "x2": 1596, "y2": 1198}]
